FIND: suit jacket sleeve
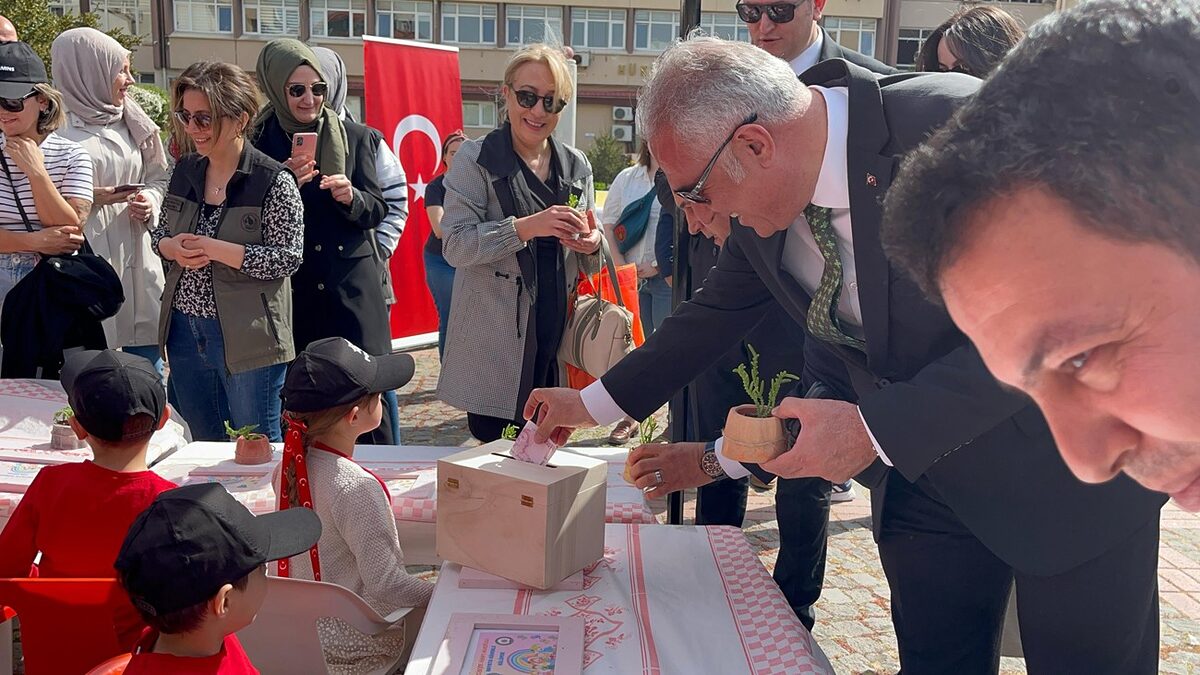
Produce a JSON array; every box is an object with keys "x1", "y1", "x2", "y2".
[
  {"x1": 654, "y1": 209, "x2": 675, "y2": 279},
  {"x1": 600, "y1": 229, "x2": 773, "y2": 420},
  {"x1": 857, "y1": 344, "x2": 1034, "y2": 482}
]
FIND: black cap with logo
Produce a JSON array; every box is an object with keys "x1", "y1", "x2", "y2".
[
  {"x1": 0, "y1": 42, "x2": 47, "y2": 100},
  {"x1": 282, "y1": 337, "x2": 416, "y2": 413},
  {"x1": 60, "y1": 350, "x2": 167, "y2": 442},
  {"x1": 115, "y1": 483, "x2": 322, "y2": 617}
]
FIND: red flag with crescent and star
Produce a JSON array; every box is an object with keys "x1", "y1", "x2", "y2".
[{"x1": 364, "y1": 36, "x2": 464, "y2": 343}]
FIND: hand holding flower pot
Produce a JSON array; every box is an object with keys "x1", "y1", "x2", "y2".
[
  {"x1": 723, "y1": 345, "x2": 799, "y2": 463},
  {"x1": 623, "y1": 416, "x2": 658, "y2": 484},
  {"x1": 227, "y1": 421, "x2": 272, "y2": 465}
]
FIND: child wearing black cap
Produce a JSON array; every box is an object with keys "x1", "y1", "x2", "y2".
[
  {"x1": 116, "y1": 483, "x2": 321, "y2": 673},
  {"x1": 0, "y1": 350, "x2": 177, "y2": 647},
  {"x1": 275, "y1": 337, "x2": 433, "y2": 672}
]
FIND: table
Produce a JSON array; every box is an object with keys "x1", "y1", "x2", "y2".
[
  {"x1": 153, "y1": 443, "x2": 659, "y2": 565},
  {"x1": 407, "y1": 524, "x2": 832, "y2": 674}
]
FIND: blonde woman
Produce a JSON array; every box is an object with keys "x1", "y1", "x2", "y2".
[{"x1": 437, "y1": 44, "x2": 601, "y2": 441}]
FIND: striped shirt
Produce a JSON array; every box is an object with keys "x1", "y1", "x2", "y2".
[{"x1": 0, "y1": 133, "x2": 93, "y2": 233}]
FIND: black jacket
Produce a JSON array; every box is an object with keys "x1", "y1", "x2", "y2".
[{"x1": 252, "y1": 116, "x2": 391, "y2": 355}]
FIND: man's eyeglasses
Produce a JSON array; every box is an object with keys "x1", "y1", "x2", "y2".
[
  {"x1": 287, "y1": 82, "x2": 328, "y2": 98},
  {"x1": 173, "y1": 109, "x2": 215, "y2": 129},
  {"x1": 735, "y1": 2, "x2": 804, "y2": 24},
  {"x1": 511, "y1": 87, "x2": 567, "y2": 114},
  {"x1": 0, "y1": 91, "x2": 37, "y2": 114},
  {"x1": 673, "y1": 112, "x2": 759, "y2": 206}
]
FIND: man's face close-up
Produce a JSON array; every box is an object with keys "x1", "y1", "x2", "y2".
[
  {"x1": 741, "y1": 0, "x2": 821, "y2": 64},
  {"x1": 939, "y1": 187, "x2": 1200, "y2": 510}
]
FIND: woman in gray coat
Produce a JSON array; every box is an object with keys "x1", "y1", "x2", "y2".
[{"x1": 437, "y1": 44, "x2": 601, "y2": 441}]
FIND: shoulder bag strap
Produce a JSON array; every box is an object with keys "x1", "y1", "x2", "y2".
[
  {"x1": 0, "y1": 145, "x2": 95, "y2": 255},
  {"x1": 583, "y1": 236, "x2": 625, "y2": 308}
]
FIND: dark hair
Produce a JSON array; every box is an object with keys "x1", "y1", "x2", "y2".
[
  {"x1": 916, "y1": 5, "x2": 1024, "y2": 77},
  {"x1": 883, "y1": 0, "x2": 1200, "y2": 301},
  {"x1": 85, "y1": 413, "x2": 156, "y2": 449},
  {"x1": 121, "y1": 572, "x2": 251, "y2": 635},
  {"x1": 636, "y1": 139, "x2": 652, "y2": 169},
  {"x1": 440, "y1": 130, "x2": 466, "y2": 168}
]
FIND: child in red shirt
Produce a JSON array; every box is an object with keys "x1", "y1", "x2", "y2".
[
  {"x1": 116, "y1": 483, "x2": 322, "y2": 674},
  {"x1": 0, "y1": 350, "x2": 177, "y2": 646}
]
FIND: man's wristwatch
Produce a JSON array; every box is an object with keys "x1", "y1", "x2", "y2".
[{"x1": 700, "y1": 440, "x2": 728, "y2": 480}]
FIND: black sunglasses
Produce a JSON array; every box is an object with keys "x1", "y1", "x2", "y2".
[
  {"x1": 0, "y1": 91, "x2": 37, "y2": 114},
  {"x1": 511, "y1": 88, "x2": 566, "y2": 114},
  {"x1": 735, "y1": 2, "x2": 805, "y2": 24},
  {"x1": 173, "y1": 109, "x2": 215, "y2": 129},
  {"x1": 674, "y1": 112, "x2": 759, "y2": 206},
  {"x1": 287, "y1": 82, "x2": 328, "y2": 98}
]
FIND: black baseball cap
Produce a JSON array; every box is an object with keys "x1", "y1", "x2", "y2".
[
  {"x1": 282, "y1": 337, "x2": 415, "y2": 413},
  {"x1": 0, "y1": 42, "x2": 48, "y2": 100},
  {"x1": 60, "y1": 350, "x2": 167, "y2": 442},
  {"x1": 115, "y1": 483, "x2": 321, "y2": 617}
]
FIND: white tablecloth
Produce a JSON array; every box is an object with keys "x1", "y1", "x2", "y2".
[{"x1": 408, "y1": 524, "x2": 832, "y2": 674}]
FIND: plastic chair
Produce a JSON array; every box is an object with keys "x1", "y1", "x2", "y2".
[
  {"x1": 237, "y1": 576, "x2": 414, "y2": 675},
  {"x1": 0, "y1": 578, "x2": 127, "y2": 675}
]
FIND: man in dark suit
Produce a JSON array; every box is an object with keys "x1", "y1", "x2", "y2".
[
  {"x1": 735, "y1": 0, "x2": 896, "y2": 76},
  {"x1": 528, "y1": 37, "x2": 1164, "y2": 673}
]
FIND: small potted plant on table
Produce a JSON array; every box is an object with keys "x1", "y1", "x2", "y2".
[
  {"x1": 226, "y1": 421, "x2": 273, "y2": 465},
  {"x1": 50, "y1": 406, "x2": 86, "y2": 450},
  {"x1": 722, "y1": 345, "x2": 799, "y2": 463}
]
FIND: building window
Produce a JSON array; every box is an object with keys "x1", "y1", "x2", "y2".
[
  {"x1": 463, "y1": 101, "x2": 496, "y2": 128},
  {"x1": 700, "y1": 12, "x2": 748, "y2": 42},
  {"x1": 310, "y1": 0, "x2": 366, "y2": 38},
  {"x1": 173, "y1": 0, "x2": 233, "y2": 32},
  {"x1": 634, "y1": 10, "x2": 677, "y2": 52},
  {"x1": 376, "y1": 0, "x2": 432, "y2": 40},
  {"x1": 441, "y1": 3, "x2": 497, "y2": 45},
  {"x1": 243, "y1": 0, "x2": 301, "y2": 35},
  {"x1": 138, "y1": 72, "x2": 157, "y2": 85},
  {"x1": 91, "y1": 0, "x2": 150, "y2": 35},
  {"x1": 506, "y1": 5, "x2": 562, "y2": 46},
  {"x1": 48, "y1": 0, "x2": 81, "y2": 16},
  {"x1": 823, "y1": 17, "x2": 877, "y2": 57},
  {"x1": 896, "y1": 28, "x2": 934, "y2": 71},
  {"x1": 571, "y1": 8, "x2": 625, "y2": 51}
]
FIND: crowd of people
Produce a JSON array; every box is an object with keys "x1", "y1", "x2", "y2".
[{"x1": 0, "y1": 0, "x2": 1195, "y2": 671}]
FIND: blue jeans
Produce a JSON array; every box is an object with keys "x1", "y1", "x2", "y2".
[
  {"x1": 165, "y1": 310, "x2": 285, "y2": 442},
  {"x1": 424, "y1": 249, "x2": 455, "y2": 358},
  {"x1": 382, "y1": 388, "x2": 401, "y2": 443},
  {"x1": 0, "y1": 252, "x2": 38, "y2": 317},
  {"x1": 638, "y1": 274, "x2": 673, "y2": 335},
  {"x1": 122, "y1": 344, "x2": 165, "y2": 379}
]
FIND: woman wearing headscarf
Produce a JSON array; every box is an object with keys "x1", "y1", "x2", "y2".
[{"x1": 51, "y1": 28, "x2": 171, "y2": 372}]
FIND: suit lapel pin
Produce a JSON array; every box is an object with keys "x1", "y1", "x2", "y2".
[{"x1": 866, "y1": 173, "x2": 878, "y2": 187}]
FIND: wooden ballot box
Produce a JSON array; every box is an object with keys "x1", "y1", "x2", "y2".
[{"x1": 436, "y1": 442, "x2": 607, "y2": 589}]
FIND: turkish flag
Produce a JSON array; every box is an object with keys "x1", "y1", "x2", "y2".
[{"x1": 364, "y1": 36, "x2": 464, "y2": 343}]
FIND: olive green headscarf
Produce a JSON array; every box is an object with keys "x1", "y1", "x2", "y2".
[{"x1": 254, "y1": 38, "x2": 348, "y2": 177}]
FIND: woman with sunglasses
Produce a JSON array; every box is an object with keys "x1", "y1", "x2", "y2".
[
  {"x1": 51, "y1": 28, "x2": 171, "y2": 374},
  {"x1": 437, "y1": 44, "x2": 602, "y2": 442},
  {"x1": 0, "y1": 41, "x2": 92, "y2": 314},
  {"x1": 917, "y1": 5, "x2": 1024, "y2": 78},
  {"x1": 151, "y1": 61, "x2": 303, "y2": 442},
  {"x1": 251, "y1": 40, "x2": 394, "y2": 443}
]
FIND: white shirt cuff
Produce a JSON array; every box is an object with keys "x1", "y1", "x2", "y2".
[
  {"x1": 714, "y1": 437, "x2": 752, "y2": 480},
  {"x1": 858, "y1": 407, "x2": 893, "y2": 467},
  {"x1": 580, "y1": 380, "x2": 629, "y2": 427}
]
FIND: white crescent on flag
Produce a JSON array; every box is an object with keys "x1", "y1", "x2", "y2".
[{"x1": 393, "y1": 114, "x2": 442, "y2": 202}]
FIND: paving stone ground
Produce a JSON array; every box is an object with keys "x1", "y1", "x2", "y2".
[{"x1": 399, "y1": 347, "x2": 1200, "y2": 673}]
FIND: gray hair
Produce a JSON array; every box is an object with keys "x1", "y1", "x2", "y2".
[{"x1": 637, "y1": 35, "x2": 805, "y2": 173}]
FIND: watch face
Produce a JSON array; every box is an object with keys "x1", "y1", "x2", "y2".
[{"x1": 701, "y1": 450, "x2": 724, "y2": 478}]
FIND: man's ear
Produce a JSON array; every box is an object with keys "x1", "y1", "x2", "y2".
[
  {"x1": 211, "y1": 583, "x2": 235, "y2": 619},
  {"x1": 813, "y1": 0, "x2": 826, "y2": 21},
  {"x1": 68, "y1": 415, "x2": 88, "y2": 441},
  {"x1": 736, "y1": 124, "x2": 776, "y2": 169}
]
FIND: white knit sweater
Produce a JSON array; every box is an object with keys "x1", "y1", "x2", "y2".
[{"x1": 276, "y1": 448, "x2": 434, "y2": 614}]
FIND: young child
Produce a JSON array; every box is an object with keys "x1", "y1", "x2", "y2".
[
  {"x1": 115, "y1": 483, "x2": 321, "y2": 673},
  {"x1": 276, "y1": 337, "x2": 434, "y2": 673},
  {"x1": 0, "y1": 350, "x2": 178, "y2": 647}
]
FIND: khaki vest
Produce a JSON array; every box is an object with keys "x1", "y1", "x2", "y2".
[{"x1": 157, "y1": 147, "x2": 295, "y2": 374}]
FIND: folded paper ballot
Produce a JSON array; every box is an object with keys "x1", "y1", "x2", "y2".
[{"x1": 510, "y1": 420, "x2": 559, "y2": 465}]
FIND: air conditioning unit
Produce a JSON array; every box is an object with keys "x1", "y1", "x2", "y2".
[
  {"x1": 612, "y1": 124, "x2": 634, "y2": 143},
  {"x1": 574, "y1": 51, "x2": 591, "y2": 68},
  {"x1": 611, "y1": 106, "x2": 634, "y2": 122}
]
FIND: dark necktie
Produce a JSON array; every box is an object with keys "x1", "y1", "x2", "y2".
[{"x1": 804, "y1": 204, "x2": 866, "y2": 352}]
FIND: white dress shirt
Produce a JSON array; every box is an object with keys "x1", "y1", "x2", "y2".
[
  {"x1": 580, "y1": 86, "x2": 894, "y2": 479},
  {"x1": 788, "y1": 31, "x2": 825, "y2": 76}
]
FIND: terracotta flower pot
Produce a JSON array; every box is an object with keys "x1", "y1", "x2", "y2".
[
  {"x1": 234, "y1": 435, "x2": 273, "y2": 465},
  {"x1": 50, "y1": 421, "x2": 86, "y2": 451},
  {"x1": 722, "y1": 404, "x2": 788, "y2": 463}
]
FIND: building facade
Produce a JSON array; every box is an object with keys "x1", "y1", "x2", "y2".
[{"x1": 53, "y1": 0, "x2": 1054, "y2": 152}]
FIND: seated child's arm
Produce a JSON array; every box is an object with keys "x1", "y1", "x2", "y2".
[
  {"x1": 331, "y1": 477, "x2": 435, "y2": 614},
  {"x1": 0, "y1": 475, "x2": 45, "y2": 577}
]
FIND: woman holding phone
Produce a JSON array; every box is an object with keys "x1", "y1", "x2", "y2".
[
  {"x1": 250, "y1": 40, "x2": 394, "y2": 442},
  {"x1": 51, "y1": 28, "x2": 171, "y2": 372}
]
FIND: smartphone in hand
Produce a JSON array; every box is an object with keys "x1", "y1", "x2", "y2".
[
  {"x1": 291, "y1": 132, "x2": 318, "y2": 164},
  {"x1": 113, "y1": 183, "x2": 146, "y2": 194}
]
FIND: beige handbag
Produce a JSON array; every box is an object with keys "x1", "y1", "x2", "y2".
[{"x1": 559, "y1": 237, "x2": 635, "y2": 378}]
